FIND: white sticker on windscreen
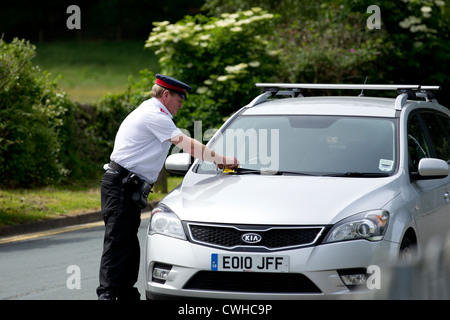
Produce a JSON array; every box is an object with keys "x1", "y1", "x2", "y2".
[{"x1": 379, "y1": 159, "x2": 394, "y2": 172}]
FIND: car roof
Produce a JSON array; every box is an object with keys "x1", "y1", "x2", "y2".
[{"x1": 242, "y1": 96, "x2": 399, "y2": 117}]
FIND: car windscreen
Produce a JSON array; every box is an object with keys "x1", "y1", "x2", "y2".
[{"x1": 195, "y1": 115, "x2": 398, "y2": 177}]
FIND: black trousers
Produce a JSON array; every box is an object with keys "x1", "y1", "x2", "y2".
[{"x1": 96, "y1": 169, "x2": 141, "y2": 300}]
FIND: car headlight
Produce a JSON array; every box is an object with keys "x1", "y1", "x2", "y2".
[
  {"x1": 322, "y1": 210, "x2": 389, "y2": 243},
  {"x1": 148, "y1": 204, "x2": 187, "y2": 240}
]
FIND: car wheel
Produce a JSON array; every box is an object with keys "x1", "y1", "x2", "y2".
[{"x1": 399, "y1": 235, "x2": 417, "y2": 263}]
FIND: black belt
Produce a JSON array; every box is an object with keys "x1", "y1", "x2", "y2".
[{"x1": 109, "y1": 161, "x2": 130, "y2": 177}]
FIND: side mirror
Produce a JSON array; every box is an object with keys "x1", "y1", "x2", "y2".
[
  {"x1": 165, "y1": 153, "x2": 191, "y2": 175},
  {"x1": 411, "y1": 158, "x2": 450, "y2": 180}
]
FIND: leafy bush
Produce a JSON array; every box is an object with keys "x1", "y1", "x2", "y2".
[
  {"x1": 350, "y1": 0, "x2": 450, "y2": 105},
  {"x1": 272, "y1": 3, "x2": 391, "y2": 86},
  {"x1": 0, "y1": 38, "x2": 76, "y2": 188},
  {"x1": 145, "y1": 7, "x2": 280, "y2": 132},
  {"x1": 204, "y1": 1, "x2": 391, "y2": 87}
]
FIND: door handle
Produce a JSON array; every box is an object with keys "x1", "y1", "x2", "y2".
[{"x1": 445, "y1": 192, "x2": 450, "y2": 202}]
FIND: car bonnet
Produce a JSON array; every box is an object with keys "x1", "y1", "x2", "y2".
[{"x1": 160, "y1": 172, "x2": 400, "y2": 225}]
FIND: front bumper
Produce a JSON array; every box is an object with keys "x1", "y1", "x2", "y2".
[{"x1": 144, "y1": 233, "x2": 399, "y2": 300}]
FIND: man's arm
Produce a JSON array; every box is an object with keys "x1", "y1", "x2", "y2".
[{"x1": 169, "y1": 133, "x2": 238, "y2": 168}]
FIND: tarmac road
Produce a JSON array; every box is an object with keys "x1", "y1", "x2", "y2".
[{"x1": 0, "y1": 214, "x2": 150, "y2": 300}]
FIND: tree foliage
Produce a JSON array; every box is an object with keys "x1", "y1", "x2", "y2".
[
  {"x1": 0, "y1": 38, "x2": 76, "y2": 187},
  {"x1": 1, "y1": 1, "x2": 449, "y2": 188},
  {"x1": 145, "y1": 8, "x2": 280, "y2": 132},
  {"x1": 0, "y1": 38, "x2": 107, "y2": 187},
  {"x1": 271, "y1": 3, "x2": 390, "y2": 85},
  {"x1": 202, "y1": 0, "x2": 449, "y2": 104}
]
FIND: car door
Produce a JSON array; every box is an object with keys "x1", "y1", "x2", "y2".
[{"x1": 408, "y1": 109, "x2": 450, "y2": 248}]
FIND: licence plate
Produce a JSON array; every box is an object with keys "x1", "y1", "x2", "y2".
[{"x1": 211, "y1": 254, "x2": 289, "y2": 272}]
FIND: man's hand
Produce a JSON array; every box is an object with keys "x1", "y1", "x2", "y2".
[
  {"x1": 170, "y1": 133, "x2": 239, "y2": 170},
  {"x1": 215, "y1": 155, "x2": 239, "y2": 170}
]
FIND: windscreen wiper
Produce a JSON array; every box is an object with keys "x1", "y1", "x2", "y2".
[
  {"x1": 276, "y1": 171, "x2": 319, "y2": 176},
  {"x1": 324, "y1": 172, "x2": 390, "y2": 177},
  {"x1": 228, "y1": 168, "x2": 317, "y2": 176},
  {"x1": 224, "y1": 167, "x2": 280, "y2": 175},
  {"x1": 224, "y1": 168, "x2": 389, "y2": 177}
]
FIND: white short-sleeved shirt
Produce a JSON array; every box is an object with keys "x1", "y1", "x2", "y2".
[{"x1": 110, "y1": 98, "x2": 182, "y2": 183}]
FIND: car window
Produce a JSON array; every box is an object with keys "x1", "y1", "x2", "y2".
[
  {"x1": 407, "y1": 113, "x2": 432, "y2": 172},
  {"x1": 197, "y1": 115, "x2": 397, "y2": 176},
  {"x1": 420, "y1": 111, "x2": 450, "y2": 162}
]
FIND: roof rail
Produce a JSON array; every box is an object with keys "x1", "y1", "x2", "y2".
[
  {"x1": 250, "y1": 83, "x2": 441, "y2": 109},
  {"x1": 255, "y1": 83, "x2": 440, "y2": 91}
]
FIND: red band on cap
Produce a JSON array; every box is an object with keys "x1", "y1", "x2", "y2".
[{"x1": 156, "y1": 78, "x2": 186, "y2": 93}]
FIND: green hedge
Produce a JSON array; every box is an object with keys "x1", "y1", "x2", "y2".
[
  {"x1": 0, "y1": 39, "x2": 75, "y2": 187},
  {"x1": 0, "y1": 38, "x2": 110, "y2": 187}
]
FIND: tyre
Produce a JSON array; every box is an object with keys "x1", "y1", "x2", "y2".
[{"x1": 399, "y1": 235, "x2": 417, "y2": 263}]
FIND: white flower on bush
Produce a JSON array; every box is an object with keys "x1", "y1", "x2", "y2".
[
  {"x1": 215, "y1": 18, "x2": 236, "y2": 28},
  {"x1": 196, "y1": 86, "x2": 209, "y2": 94},
  {"x1": 225, "y1": 63, "x2": 248, "y2": 74},
  {"x1": 230, "y1": 27, "x2": 243, "y2": 32}
]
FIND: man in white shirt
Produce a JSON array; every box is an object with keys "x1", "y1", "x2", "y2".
[{"x1": 97, "y1": 74, "x2": 238, "y2": 300}]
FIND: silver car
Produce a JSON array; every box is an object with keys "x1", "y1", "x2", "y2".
[{"x1": 144, "y1": 84, "x2": 450, "y2": 299}]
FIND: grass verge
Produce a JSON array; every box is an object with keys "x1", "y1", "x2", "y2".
[{"x1": 0, "y1": 176, "x2": 182, "y2": 227}]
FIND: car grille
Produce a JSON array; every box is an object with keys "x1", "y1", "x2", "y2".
[
  {"x1": 187, "y1": 223, "x2": 325, "y2": 250},
  {"x1": 183, "y1": 271, "x2": 322, "y2": 294}
]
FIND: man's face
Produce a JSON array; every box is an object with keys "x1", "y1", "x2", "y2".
[{"x1": 163, "y1": 90, "x2": 184, "y2": 115}]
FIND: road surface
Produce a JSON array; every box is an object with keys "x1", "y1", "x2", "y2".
[{"x1": 0, "y1": 215, "x2": 150, "y2": 300}]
